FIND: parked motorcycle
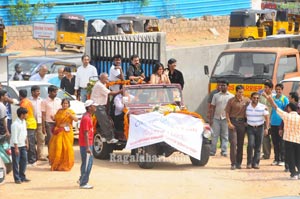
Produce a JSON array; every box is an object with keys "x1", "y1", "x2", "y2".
[{"x1": 0, "y1": 134, "x2": 12, "y2": 174}]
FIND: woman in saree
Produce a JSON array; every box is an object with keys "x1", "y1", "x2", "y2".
[
  {"x1": 150, "y1": 62, "x2": 171, "y2": 84},
  {"x1": 49, "y1": 98, "x2": 78, "y2": 171}
]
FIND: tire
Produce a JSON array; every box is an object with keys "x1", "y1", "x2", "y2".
[
  {"x1": 5, "y1": 163, "x2": 12, "y2": 174},
  {"x1": 190, "y1": 144, "x2": 210, "y2": 166},
  {"x1": 137, "y1": 145, "x2": 157, "y2": 169},
  {"x1": 247, "y1": 37, "x2": 254, "y2": 41},
  {"x1": 60, "y1": 45, "x2": 65, "y2": 50},
  {"x1": 0, "y1": 47, "x2": 6, "y2": 53},
  {"x1": 92, "y1": 132, "x2": 113, "y2": 160}
]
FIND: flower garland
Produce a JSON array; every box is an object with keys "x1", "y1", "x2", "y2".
[
  {"x1": 122, "y1": 105, "x2": 203, "y2": 140},
  {"x1": 106, "y1": 80, "x2": 131, "y2": 88}
]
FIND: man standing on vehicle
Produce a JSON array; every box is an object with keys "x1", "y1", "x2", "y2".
[
  {"x1": 209, "y1": 79, "x2": 234, "y2": 157},
  {"x1": 41, "y1": 85, "x2": 61, "y2": 151},
  {"x1": 166, "y1": 58, "x2": 184, "y2": 90},
  {"x1": 90, "y1": 73, "x2": 122, "y2": 144},
  {"x1": 74, "y1": 55, "x2": 98, "y2": 102},
  {"x1": 126, "y1": 54, "x2": 145, "y2": 84},
  {"x1": 270, "y1": 83, "x2": 289, "y2": 166},
  {"x1": 108, "y1": 54, "x2": 124, "y2": 91},
  {"x1": 225, "y1": 85, "x2": 250, "y2": 170},
  {"x1": 29, "y1": 65, "x2": 48, "y2": 82}
]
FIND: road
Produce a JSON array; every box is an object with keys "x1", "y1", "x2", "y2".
[{"x1": 1, "y1": 144, "x2": 300, "y2": 199}]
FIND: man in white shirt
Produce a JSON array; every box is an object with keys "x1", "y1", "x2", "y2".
[
  {"x1": 74, "y1": 55, "x2": 98, "y2": 102},
  {"x1": 108, "y1": 54, "x2": 124, "y2": 91},
  {"x1": 10, "y1": 107, "x2": 30, "y2": 184},
  {"x1": 29, "y1": 65, "x2": 48, "y2": 82},
  {"x1": 91, "y1": 73, "x2": 122, "y2": 143},
  {"x1": 29, "y1": 85, "x2": 47, "y2": 161}
]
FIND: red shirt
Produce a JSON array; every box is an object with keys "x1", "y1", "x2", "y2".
[{"x1": 79, "y1": 112, "x2": 94, "y2": 146}]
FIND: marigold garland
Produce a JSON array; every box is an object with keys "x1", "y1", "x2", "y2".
[{"x1": 106, "y1": 80, "x2": 131, "y2": 88}]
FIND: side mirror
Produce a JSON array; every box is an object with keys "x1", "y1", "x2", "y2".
[
  {"x1": 204, "y1": 65, "x2": 209, "y2": 76},
  {"x1": 264, "y1": 64, "x2": 269, "y2": 73}
]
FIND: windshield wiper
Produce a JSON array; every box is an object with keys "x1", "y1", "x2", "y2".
[{"x1": 243, "y1": 75, "x2": 270, "y2": 81}]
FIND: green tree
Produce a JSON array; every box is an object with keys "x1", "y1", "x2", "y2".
[{"x1": 8, "y1": 0, "x2": 55, "y2": 25}]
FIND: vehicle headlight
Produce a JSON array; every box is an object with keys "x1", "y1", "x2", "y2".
[{"x1": 203, "y1": 124, "x2": 212, "y2": 139}]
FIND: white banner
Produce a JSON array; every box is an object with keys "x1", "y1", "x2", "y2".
[
  {"x1": 125, "y1": 112, "x2": 203, "y2": 160},
  {"x1": 33, "y1": 23, "x2": 56, "y2": 40}
]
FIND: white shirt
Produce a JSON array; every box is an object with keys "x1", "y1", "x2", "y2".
[
  {"x1": 10, "y1": 117, "x2": 27, "y2": 147},
  {"x1": 211, "y1": 91, "x2": 234, "y2": 120},
  {"x1": 74, "y1": 64, "x2": 98, "y2": 89},
  {"x1": 90, "y1": 81, "x2": 110, "y2": 106},
  {"x1": 29, "y1": 96, "x2": 43, "y2": 124},
  {"x1": 114, "y1": 94, "x2": 134, "y2": 116},
  {"x1": 246, "y1": 102, "x2": 269, "y2": 126},
  {"x1": 29, "y1": 73, "x2": 48, "y2": 82},
  {"x1": 109, "y1": 65, "x2": 122, "y2": 91}
]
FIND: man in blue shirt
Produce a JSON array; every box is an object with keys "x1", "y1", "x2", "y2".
[
  {"x1": 48, "y1": 67, "x2": 64, "y2": 87},
  {"x1": 270, "y1": 83, "x2": 289, "y2": 166}
]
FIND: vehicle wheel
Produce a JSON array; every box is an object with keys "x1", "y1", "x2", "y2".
[
  {"x1": 190, "y1": 144, "x2": 210, "y2": 166},
  {"x1": 0, "y1": 47, "x2": 6, "y2": 53},
  {"x1": 92, "y1": 132, "x2": 113, "y2": 160},
  {"x1": 60, "y1": 45, "x2": 65, "y2": 50},
  {"x1": 247, "y1": 37, "x2": 254, "y2": 41},
  {"x1": 137, "y1": 145, "x2": 157, "y2": 169},
  {"x1": 5, "y1": 163, "x2": 12, "y2": 174}
]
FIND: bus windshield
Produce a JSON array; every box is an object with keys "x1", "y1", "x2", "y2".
[{"x1": 212, "y1": 52, "x2": 276, "y2": 78}]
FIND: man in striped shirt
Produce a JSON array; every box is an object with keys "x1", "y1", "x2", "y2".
[
  {"x1": 263, "y1": 92, "x2": 300, "y2": 179},
  {"x1": 245, "y1": 92, "x2": 269, "y2": 169}
]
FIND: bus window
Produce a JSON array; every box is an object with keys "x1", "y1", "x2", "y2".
[{"x1": 277, "y1": 55, "x2": 297, "y2": 82}]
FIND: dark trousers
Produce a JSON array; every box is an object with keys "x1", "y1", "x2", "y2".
[
  {"x1": 45, "y1": 122, "x2": 55, "y2": 148},
  {"x1": 271, "y1": 126, "x2": 285, "y2": 162},
  {"x1": 11, "y1": 146, "x2": 27, "y2": 182},
  {"x1": 27, "y1": 129, "x2": 37, "y2": 164},
  {"x1": 95, "y1": 105, "x2": 114, "y2": 140},
  {"x1": 285, "y1": 141, "x2": 300, "y2": 177},
  {"x1": 247, "y1": 125, "x2": 264, "y2": 166},
  {"x1": 262, "y1": 130, "x2": 272, "y2": 159},
  {"x1": 229, "y1": 120, "x2": 246, "y2": 166}
]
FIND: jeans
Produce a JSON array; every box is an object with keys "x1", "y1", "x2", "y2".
[
  {"x1": 45, "y1": 122, "x2": 55, "y2": 148},
  {"x1": 79, "y1": 146, "x2": 93, "y2": 186},
  {"x1": 262, "y1": 131, "x2": 272, "y2": 159},
  {"x1": 271, "y1": 126, "x2": 285, "y2": 162},
  {"x1": 27, "y1": 129, "x2": 37, "y2": 164},
  {"x1": 247, "y1": 125, "x2": 264, "y2": 166},
  {"x1": 11, "y1": 146, "x2": 27, "y2": 182},
  {"x1": 285, "y1": 141, "x2": 300, "y2": 177},
  {"x1": 211, "y1": 118, "x2": 228, "y2": 155},
  {"x1": 80, "y1": 88, "x2": 88, "y2": 102},
  {"x1": 229, "y1": 120, "x2": 246, "y2": 166}
]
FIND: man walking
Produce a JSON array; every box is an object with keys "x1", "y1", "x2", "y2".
[
  {"x1": 246, "y1": 92, "x2": 269, "y2": 169},
  {"x1": 78, "y1": 100, "x2": 98, "y2": 189},
  {"x1": 225, "y1": 85, "x2": 250, "y2": 170},
  {"x1": 263, "y1": 93, "x2": 300, "y2": 180},
  {"x1": 209, "y1": 79, "x2": 234, "y2": 156},
  {"x1": 74, "y1": 55, "x2": 98, "y2": 102}
]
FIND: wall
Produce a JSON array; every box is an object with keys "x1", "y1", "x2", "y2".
[
  {"x1": 6, "y1": 16, "x2": 230, "y2": 41},
  {"x1": 166, "y1": 36, "x2": 300, "y2": 119},
  {"x1": 0, "y1": 0, "x2": 250, "y2": 25}
]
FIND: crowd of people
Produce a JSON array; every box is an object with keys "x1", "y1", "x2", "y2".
[
  {"x1": 208, "y1": 79, "x2": 300, "y2": 179},
  {"x1": 1, "y1": 54, "x2": 185, "y2": 188}
]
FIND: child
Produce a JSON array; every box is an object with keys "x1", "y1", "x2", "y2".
[{"x1": 10, "y1": 107, "x2": 30, "y2": 184}]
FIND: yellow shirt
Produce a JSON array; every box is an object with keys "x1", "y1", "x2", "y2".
[{"x1": 20, "y1": 98, "x2": 37, "y2": 129}]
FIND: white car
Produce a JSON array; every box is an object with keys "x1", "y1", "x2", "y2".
[
  {"x1": 2, "y1": 81, "x2": 85, "y2": 135},
  {"x1": 280, "y1": 76, "x2": 300, "y2": 97}
]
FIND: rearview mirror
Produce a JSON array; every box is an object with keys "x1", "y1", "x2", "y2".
[{"x1": 204, "y1": 65, "x2": 209, "y2": 76}]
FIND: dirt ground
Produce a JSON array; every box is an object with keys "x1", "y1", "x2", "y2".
[{"x1": 2, "y1": 28, "x2": 300, "y2": 199}]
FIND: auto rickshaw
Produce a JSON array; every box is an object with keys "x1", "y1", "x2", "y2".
[
  {"x1": 0, "y1": 17, "x2": 7, "y2": 53},
  {"x1": 55, "y1": 13, "x2": 85, "y2": 52},
  {"x1": 87, "y1": 19, "x2": 134, "y2": 37},
  {"x1": 117, "y1": 15, "x2": 160, "y2": 33},
  {"x1": 228, "y1": 9, "x2": 294, "y2": 42}
]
